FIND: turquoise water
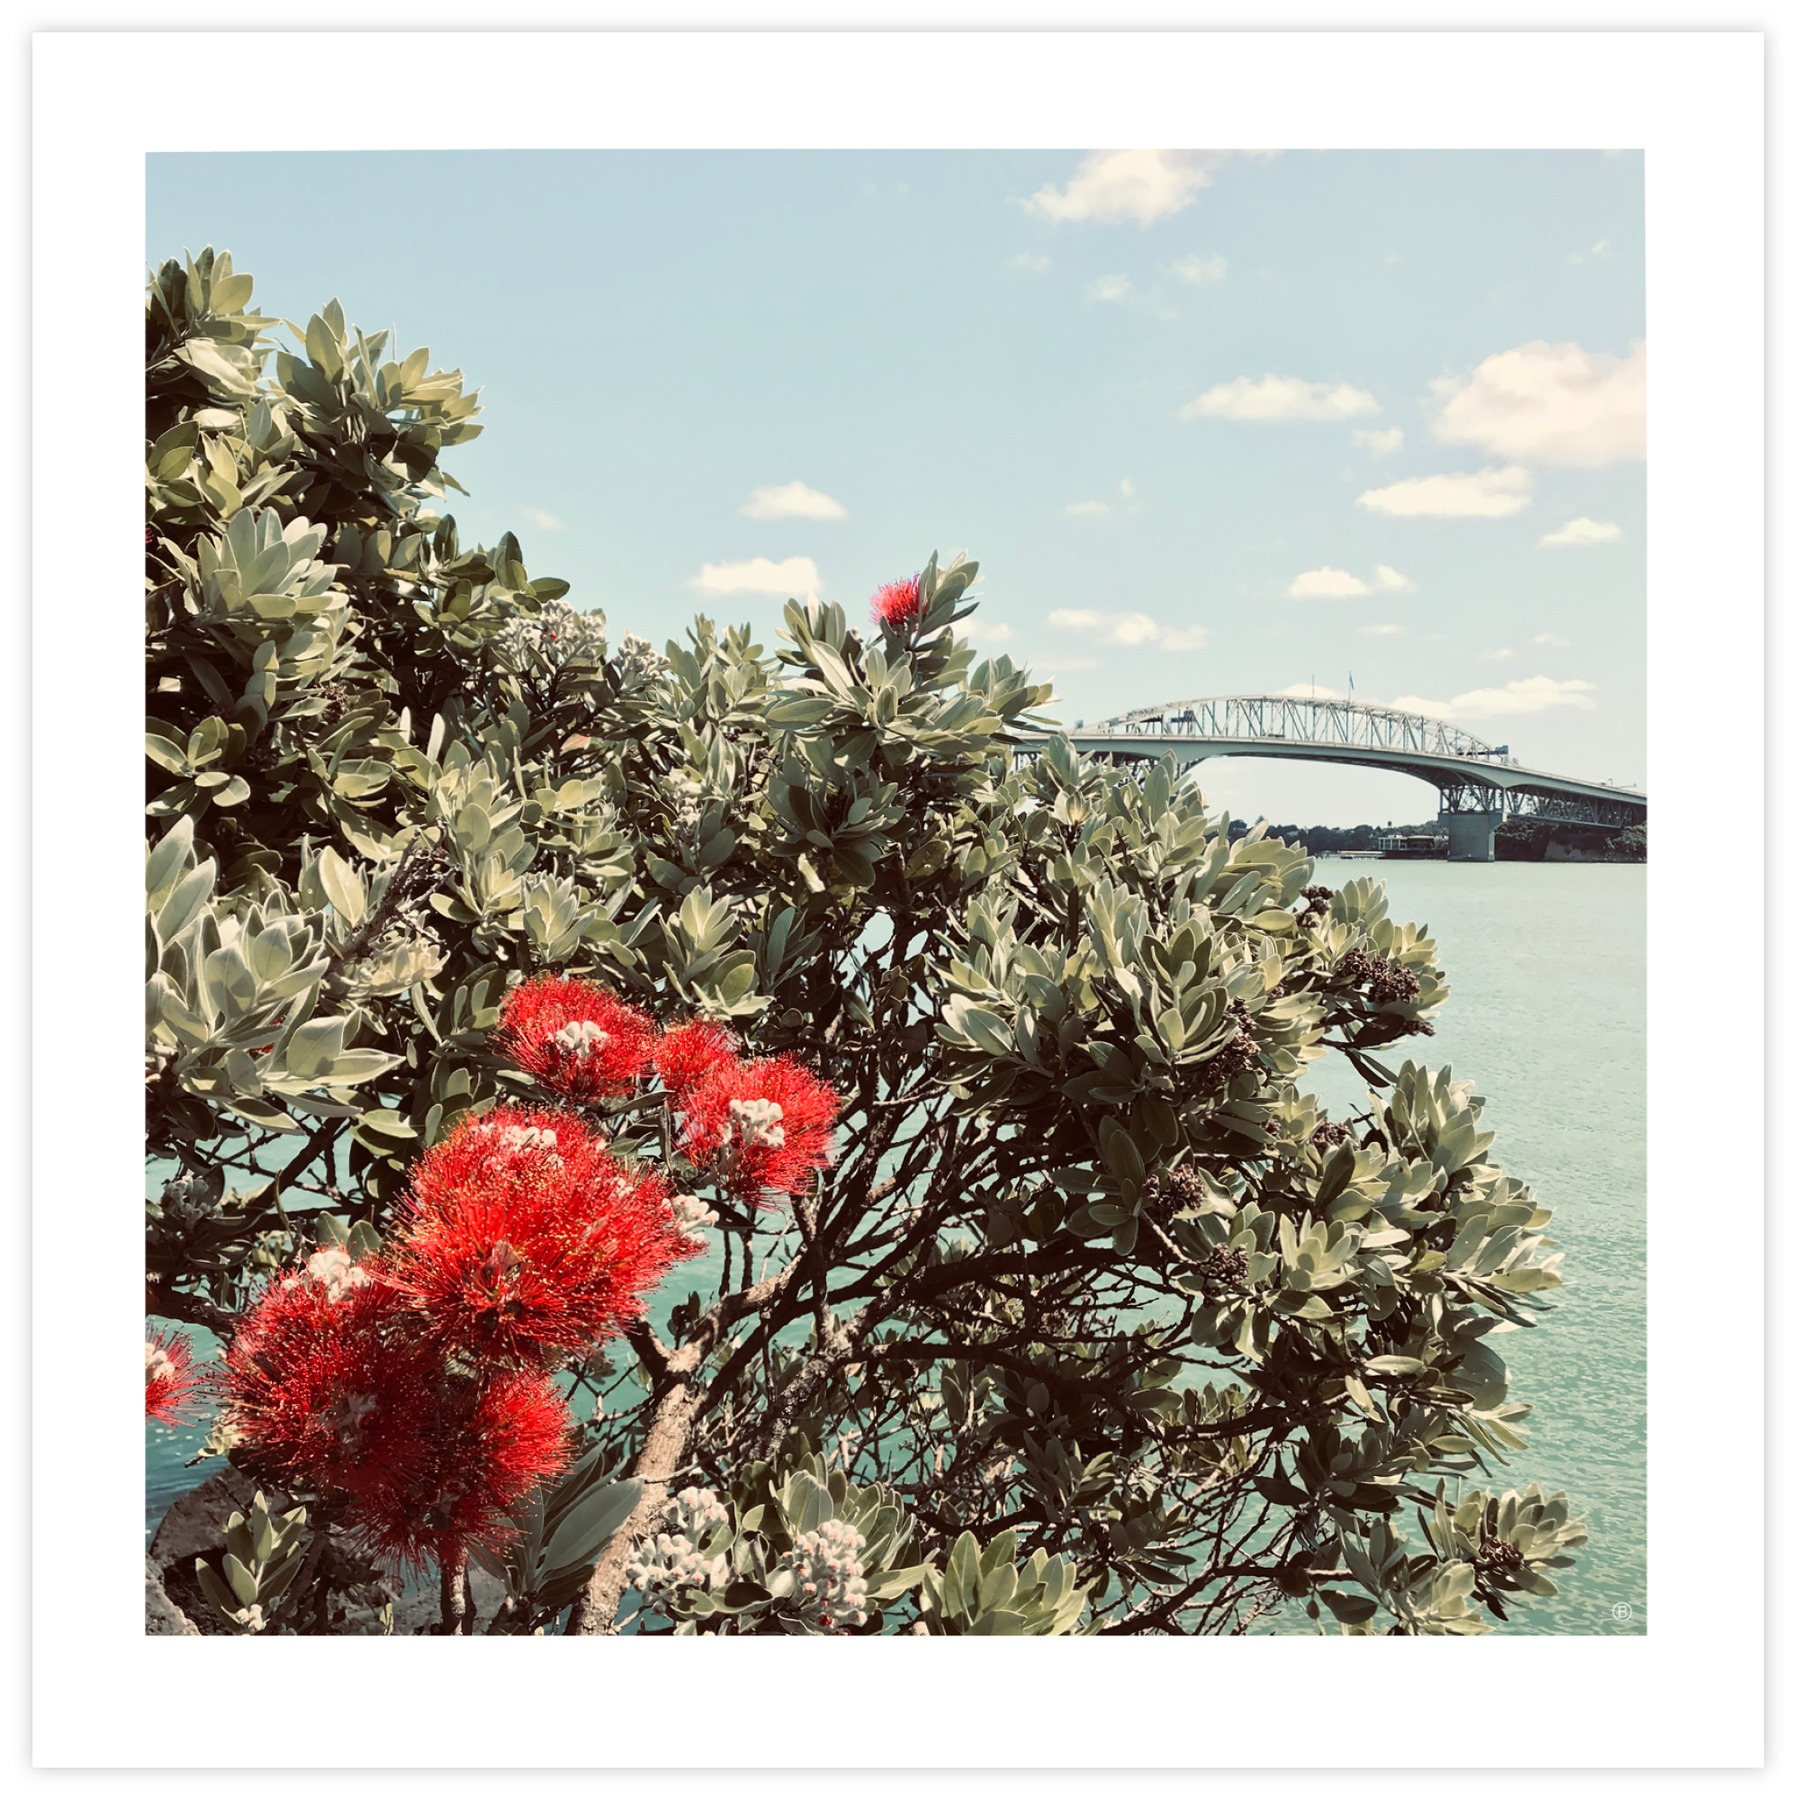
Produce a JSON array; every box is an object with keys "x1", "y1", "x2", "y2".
[
  {"x1": 148, "y1": 862, "x2": 1645, "y2": 1636},
  {"x1": 1291, "y1": 860, "x2": 1646, "y2": 1636}
]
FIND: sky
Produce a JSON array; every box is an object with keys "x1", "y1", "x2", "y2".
[{"x1": 147, "y1": 148, "x2": 1646, "y2": 827}]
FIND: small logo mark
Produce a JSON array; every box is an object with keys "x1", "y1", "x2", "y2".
[{"x1": 1612, "y1": 1601, "x2": 1633, "y2": 1622}]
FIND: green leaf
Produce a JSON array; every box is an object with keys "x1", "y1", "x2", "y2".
[
  {"x1": 540, "y1": 1478, "x2": 644, "y2": 1581},
  {"x1": 945, "y1": 1532, "x2": 981, "y2": 1619},
  {"x1": 864, "y1": 1563, "x2": 929, "y2": 1603},
  {"x1": 318, "y1": 847, "x2": 366, "y2": 927},
  {"x1": 222, "y1": 1552, "x2": 259, "y2": 1607}
]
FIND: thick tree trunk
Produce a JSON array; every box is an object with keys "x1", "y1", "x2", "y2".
[
  {"x1": 562, "y1": 1241, "x2": 815, "y2": 1635},
  {"x1": 564, "y1": 1380, "x2": 701, "y2": 1636},
  {"x1": 439, "y1": 1548, "x2": 474, "y2": 1635}
]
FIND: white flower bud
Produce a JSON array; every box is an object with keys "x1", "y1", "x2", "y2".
[
  {"x1": 551, "y1": 1020, "x2": 610, "y2": 1059},
  {"x1": 304, "y1": 1244, "x2": 372, "y2": 1301},
  {"x1": 728, "y1": 1096, "x2": 787, "y2": 1151}
]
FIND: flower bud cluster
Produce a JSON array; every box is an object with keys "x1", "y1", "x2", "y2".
[
  {"x1": 614, "y1": 630, "x2": 667, "y2": 684},
  {"x1": 625, "y1": 1486, "x2": 732, "y2": 1614},
  {"x1": 304, "y1": 1243, "x2": 374, "y2": 1302},
  {"x1": 728, "y1": 1096, "x2": 787, "y2": 1151},
  {"x1": 552, "y1": 1020, "x2": 610, "y2": 1059},
  {"x1": 779, "y1": 1517, "x2": 870, "y2": 1633},
  {"x1": 666, "y1": 1193, "x2": 719, "y2": 1250},
  {"x1": 469, "y1": 1120, "x2": 563, "y2": 1161},
  {"x1": 493, "y1": 599, "x2": 609, "y2": 672}
]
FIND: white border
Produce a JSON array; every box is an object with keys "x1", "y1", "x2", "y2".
[{"x1": 32, "y1": 28, "x2": 1764, "y2": 1772}]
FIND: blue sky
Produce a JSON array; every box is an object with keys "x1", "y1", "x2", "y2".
[{"x1": 148, "y1": 148, "x2": 1645, "y2": 827}]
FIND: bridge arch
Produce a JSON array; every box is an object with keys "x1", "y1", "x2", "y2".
[{"x1": 1022, "y1": 694, "x2": 1646, "y2": 862}]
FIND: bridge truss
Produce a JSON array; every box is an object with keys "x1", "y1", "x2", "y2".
[
  {"x1": 1097, "y1": 693, "x2": 1503, "y2": 762},
  {"x1": 1033, "y1": 694, "x2": 1645, "y2": 834}
]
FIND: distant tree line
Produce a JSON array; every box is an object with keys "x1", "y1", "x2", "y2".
[
  {"x1": 1225, "y1": 817, "x2": 1646, "y2": 864},
  {"x1": 1496, "y1": 817, "x2": 1647, "y2": 863},
  {"x1": 1228, "y1": 819, "x2": 1439, "y2": 856}
]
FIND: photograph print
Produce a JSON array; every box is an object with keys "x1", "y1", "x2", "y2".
[{"x1": 142, "y1": 145, "x2": 1647, "y2": 1640}]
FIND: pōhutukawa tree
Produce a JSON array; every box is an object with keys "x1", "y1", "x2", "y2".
[{"x1": 145, "y1": 249, "x2": 1586, "y2": 1637}]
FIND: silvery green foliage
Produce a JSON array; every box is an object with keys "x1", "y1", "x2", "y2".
[
  {"x1": 192, "y1": 1491, "x2": 310, "y2": 1635},
  {"x1": 146, "y1": 251, "x2": 1586, "y2": 1637}
]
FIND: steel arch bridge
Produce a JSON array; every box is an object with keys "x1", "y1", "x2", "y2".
[{"x1": 1019, "y1": 693, "x2": 1646, "y2": 861}]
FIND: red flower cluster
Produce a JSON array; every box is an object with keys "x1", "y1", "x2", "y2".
[
  {"x1": 145, "y1": 1327, "x2": 200, "y2": 1424},
  {"x1": 679, "y1": 1055, "x2": 843, "y2": 1201},
  {"x1": 870, "y1": 575, "x2": 923, "y2": 632},
  {"x1": 221, "y1": 1274, "x2": 446, "y2": 1535},
  {"x1": 218, "y1": 1251, "x2": 576, "y2": 1570},
  {"x1": 487, "y1": 979, "x2": 845, "y2": 1199},
  {"x1": 496, "y1": 975, "x2": 656, "y2": 1103},
  {"x1": 215, "y1": 1101, "x2": 698, "y2": 1569},
  {"x1": 385, "y1": 1105, "x2": 698, "y2": 1366},
  {"x1": 358, "y1": 1365, "x2": 572, "y2": 1572},
  {"x1": 652, "y1": 1018, "x2": 739, "y2": 1100}
]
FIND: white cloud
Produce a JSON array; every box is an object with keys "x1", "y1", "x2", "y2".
[
  {"x1": 1023, "y1": 149, "x2": 1268, "y2": 226},
  {"x1": 1013, "y1": 251, "x2": 1051, "y2": 273},
  {"x1": 1360, "y1": 623, "x2": 1404, "y2": 637},
  {"x1": 1180, "y1": 374, "x2": 1379, "y2": 423},
  {"x1": 1356, "y1": 466, "x2": 1533, "y2": 519},
  {"x1": 519, "y1": 507, "x2": 563, "y2": 530},
  {"x1": 1154, "y1": 625, "x2": 1211, "y2": 651},
  {"x1": 963, "y1": 619, "x2": 1015, "y2": 644},
  {"x1": 1287, "y1": 567, "x2": 1369, "y2": 599},
  {"x1": 1286, "y1": 563, "x2": 1416, "y2": 599},
  {"x1": 1539, "y1": 516, "x2": 1623, "y2": 548},
  {"x1": 1478, "y1": 648, "x2": 1515, "y2": 662},
  {"x1": 690, "y1": 555, "x2": 821, "y2": 597},
  {"x1": 1431, "y1": 340, "x2": 1646, "y2": 467},
  {"x1": 1394, "y1": 676, "x2": 1598, "y2": 723},
  {"x1": 1066, "y1": 500, "x2": 1110, "y2": 518},
  {"x1": 1119, "y1": 478, "x2": 1136, "y2": 499},
  {"x1": 1048, "y1": 608, "x2": 1208, "y2": 651},
  {"x1": 1532, "y1": 632, "x2": 1571, "y2": 647},
  {"x1": 1088, "y1": 273, "x2": 1133, "y2": 303},
  {"x1": 1448, "y1": 676, "x2": 1598, "y2": 719},
  {"x1": 1027, "y1": 656, "x2": 1101, "y2": 674},
  {"x1": 1567, "y1": 239, "x2": 1614, "y2": 266},
  {"x1": 1279, "y1": 682, "x2": 1342, "y2": 699},
  {"x1": 1352, "y1": 426, "x2": 1405, "y2": 456},
  {"x1": 1169, "y1": 252, "x2": 1228, "y2": 286},
  {"x1": 739, "y1": 481, "x2": 846, "y2": 522},
  {"x1": 1390, "y1": 694, "x2": 1455, "y2": 721}
]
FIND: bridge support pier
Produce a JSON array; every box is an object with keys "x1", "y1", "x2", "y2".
[{"x1": 1441, "y1": 806, "x2": 1504, "y2": 862}]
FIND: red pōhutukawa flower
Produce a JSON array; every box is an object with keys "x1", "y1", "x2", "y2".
[
  {"x1": 495, "y1": 975, "x2": 656, "y2": 1103},
  {"x1": 870, "y1": 575, "x2": 922, "y2": 633},
  {"x1": 652, "y1": 1018, "x2": 740, "y2": 1101},
  {"x1": 386, "y1": 1106, "x2": 698, "y2": 1366},
  {"x1": 680, "y1": 1056, "x2": 844, "y2": 1201},
  {"x1": 217, "y1": 1253, "x2": 576, "y2": 1574},
  {"x1": 355, "y1": 1364, "x2": 573, "y2": 1572},
  {"x1": 218, "y1": 1267, "x2": 443, "y2": 1533},
  {"x1": 145, "y1": 1327, "x2": 201, "y2": 1424}
]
